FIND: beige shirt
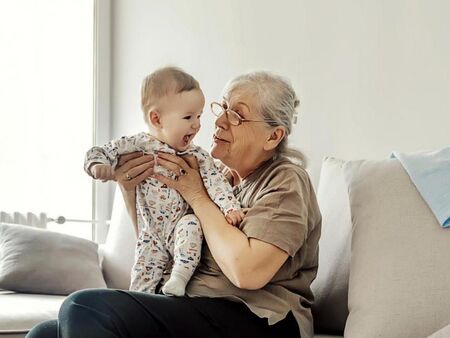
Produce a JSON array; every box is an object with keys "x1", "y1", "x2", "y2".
[{"x1": 186, "y1": 156, "x2": 322, "y2": 338}]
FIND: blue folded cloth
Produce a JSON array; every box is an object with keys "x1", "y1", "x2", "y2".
[{"x1": 391, "y1": 147, "x2": 450, "y2": 228}]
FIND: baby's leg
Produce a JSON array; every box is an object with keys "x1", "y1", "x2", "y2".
[
  {"x1": 162, "y1": 214, "x2": 203, "y2": 296},
  {"x1": 130, "y1": 230, "x2": 169, "y2": 294}
]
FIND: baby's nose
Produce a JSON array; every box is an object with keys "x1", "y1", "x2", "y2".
[{"x1": 193, "y1": 120, "x2": 201, "y2": 129}]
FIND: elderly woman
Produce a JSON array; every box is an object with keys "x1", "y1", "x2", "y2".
[{"x1": 27, "y1": 71, "x2": 321, "y2": 338}]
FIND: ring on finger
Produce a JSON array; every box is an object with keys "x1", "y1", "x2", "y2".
[
  {"x1": 126, "y1": 172, "x2": 132, "y2": 180},
  {"x1": 179, "y1": 169, "x2": 187, "y2": 176}
]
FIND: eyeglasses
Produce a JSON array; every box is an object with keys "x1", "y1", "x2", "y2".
[{"x1": 210, "y1": 102, "x2": 277, "y2": 126}]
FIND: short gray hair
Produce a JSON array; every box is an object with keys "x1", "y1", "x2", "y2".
[{"x1": 223, "y1": 71, "x2": 306, "y2": 166}]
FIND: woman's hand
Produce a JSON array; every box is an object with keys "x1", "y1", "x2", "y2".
[
  {"x1": 114, "y1": 152, "x2": 154, "y2": 192},
  {"x1": 152, "y1": 152, "x2": 209, "y2": 207}
]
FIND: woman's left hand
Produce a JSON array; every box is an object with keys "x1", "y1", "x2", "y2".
[{"x1": 153, "y1": 152, "x2": 209, "y2": 206}]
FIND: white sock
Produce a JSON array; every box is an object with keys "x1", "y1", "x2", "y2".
[{"x1": 161, "y1": 271, "x2": 189, "y2": 297}]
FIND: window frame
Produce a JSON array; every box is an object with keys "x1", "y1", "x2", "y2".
[{"x1": 92, "y1": 0, "x2": 112, "y2": 243}]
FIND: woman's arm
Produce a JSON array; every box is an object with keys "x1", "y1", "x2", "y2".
[
  {"x1": 191, "y1": 196, "x2": 288, "y2": 289},
  {"x1": 114, "y1": 152, "x2": 154, "y2": 236},
  {"x1": 154, "y1": 153, "x2": 288, "y2": 290}
]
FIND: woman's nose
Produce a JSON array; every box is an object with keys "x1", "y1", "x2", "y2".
[{"x1": 215, "y1": 111, "x2": 229, "y2": 129}]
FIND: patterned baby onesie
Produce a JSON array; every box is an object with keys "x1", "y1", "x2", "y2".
[{"x1": 84, "y1": 132, "x2": 240, "y2": 294}]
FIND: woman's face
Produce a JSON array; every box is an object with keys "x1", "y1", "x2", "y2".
[{"x1": 211, "y1": 90, "x2": 272, "y2": 173}]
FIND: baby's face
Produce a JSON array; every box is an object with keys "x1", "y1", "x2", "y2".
[{"x1": 157, "y1": 89, "x2": 205, "y2": 151}]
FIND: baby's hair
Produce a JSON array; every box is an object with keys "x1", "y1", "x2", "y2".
[{"x1": 141, "y1": 66, "x2": 200, "y2": 119}]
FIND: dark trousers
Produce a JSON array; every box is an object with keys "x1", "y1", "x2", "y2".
[{"x1": 26, "y1": 288, "x2": 300, "y2": 338}]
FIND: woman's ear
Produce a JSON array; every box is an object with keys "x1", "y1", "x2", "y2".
[
  {"x1": 263, "y1": 126, "x2": 285, "y2": 151},
  {"x1": 148, "y1": 110, "x2": 162, "y2": 128}
]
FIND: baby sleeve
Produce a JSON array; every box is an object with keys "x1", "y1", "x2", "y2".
[
  {"x1": 84, "y1": 132, "x2": 151, "y2": 177},
  {"x1": 196, "y1": 149, "x2": 241, "y2": 215}
]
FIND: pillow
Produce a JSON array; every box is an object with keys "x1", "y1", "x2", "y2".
[
  {"x1": 0, "y1": 223, "x2": 106, "y2": 295},
  {"x1": 311, "y1": 157, "x2": 352, "y2": 334},
  {"x1": 427, "y1": 324, "x2": 450, "y2": 338},
  {"x1": 344, "y1": 159, "x2": 450, "y2": 338},
  {"x1": 101, "y1": 189, "x2": 136, "y2": 289}
]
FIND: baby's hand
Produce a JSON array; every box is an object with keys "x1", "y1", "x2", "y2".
[
  {"x1": 225, "y1": 209, "x2": 246, "y2": 226},
  {"x1": 91, "y1": 164, "x2": 114, "y2": 182}
]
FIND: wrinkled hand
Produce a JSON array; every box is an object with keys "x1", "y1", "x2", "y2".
[
  {"x1": 114, "y1": 152, "x2": 155, "y2": 192},
  {"x1": 91, "y1": 164, "x2": 115, "y2": 182},
  {"x1": 225, "y1": 209, "x2": 246, "y2": 226},
  {"x1": 152, "y1": 152, "x2": 209, "y2": 207}
]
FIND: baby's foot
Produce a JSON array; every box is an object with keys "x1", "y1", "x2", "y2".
[{"x1": 162, "y1": 273, "x2": 188, "y2": 296}]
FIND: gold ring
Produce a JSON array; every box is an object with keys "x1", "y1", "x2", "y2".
[
  {"x1": 126, "y1": 172, "x2": 132, "y2": 180},
  {"x1": 180, "y1": 169, "x2": 187, "y2": 176}
]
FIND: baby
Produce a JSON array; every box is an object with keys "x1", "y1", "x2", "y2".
[{"x1": 84, "y1": 67, "x2": 242, "y2": 296}]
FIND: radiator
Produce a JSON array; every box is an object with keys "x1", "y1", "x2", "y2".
[{"x1": 0, "y1": 211, "x2": 103, "y2": 229}]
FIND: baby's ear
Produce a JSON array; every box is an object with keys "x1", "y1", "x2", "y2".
[{"x1": 148, "y1": 110, "x2": 162, "y2": 128}]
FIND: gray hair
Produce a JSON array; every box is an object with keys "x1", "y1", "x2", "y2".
[{"x1": 223, "y1": 71, "x2": 306, "y2": 167}]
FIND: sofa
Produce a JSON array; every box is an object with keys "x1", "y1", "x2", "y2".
[{"x1": 1, "y1": 156, "x2": 449, "y2": 338}]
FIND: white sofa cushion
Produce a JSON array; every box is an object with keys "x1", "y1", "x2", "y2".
[
  {"x1": 101, "y1": 189, "x2": 136, "y2": 289},
  {"x1": 311, "y1": 157, "x2": 351, "y2": 335},
  {"x1": 344, "y1": 158, "x2": 450, "y2": 338},
  {"x1": 0, "y1": 290, "x2": 64, "y2": 333}
]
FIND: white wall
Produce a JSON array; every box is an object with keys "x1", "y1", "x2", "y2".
[{"x1": 111, "y1": 0, "x2": 450, "y2": 186}]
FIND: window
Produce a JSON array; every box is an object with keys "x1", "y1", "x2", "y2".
[{"x1": 0, "y1": 0, "x2": 95, "y2": 239}]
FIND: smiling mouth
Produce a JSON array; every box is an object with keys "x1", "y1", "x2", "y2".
[
  {"x1": 183, "y1": 133, "x2": 195, "y2": 145},
  {"x1": 213, "y1": 134, "x2": 228, "y2": 143}
]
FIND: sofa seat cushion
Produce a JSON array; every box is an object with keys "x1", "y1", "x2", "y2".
[{"x1": 0, "y1": 290, "x2": 64, "y2": 333}]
